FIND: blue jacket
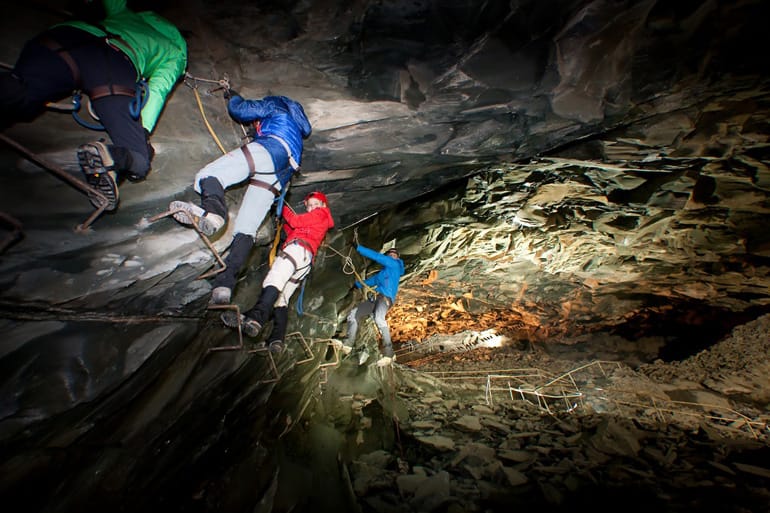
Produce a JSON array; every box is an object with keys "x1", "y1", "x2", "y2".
[
  {"x1": 354, "y1": 245, "x2": 405, "y2": 302},
  {"x1": 228, "y1": 95, "x2": 312, "y2": 186}
]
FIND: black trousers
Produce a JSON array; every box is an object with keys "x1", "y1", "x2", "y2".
[{"x1": 1, "y1": 26, "x2": 151, "y2": 179}]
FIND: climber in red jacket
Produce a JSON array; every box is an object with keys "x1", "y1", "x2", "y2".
[{"x1": 221, "y1": 191, "x2": 334, "y2": 353}]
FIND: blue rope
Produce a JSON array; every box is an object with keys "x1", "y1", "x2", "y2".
[
  {"x1": 296, "y1": 279, "x2": 306, "y2": 316},
  {"x1": 274, "y1": 184, "x2": 288, "y2": 214}
]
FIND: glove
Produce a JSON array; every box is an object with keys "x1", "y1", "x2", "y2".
[{"x1": 223, "y1": 88, "x2": 240, "y2": 100}]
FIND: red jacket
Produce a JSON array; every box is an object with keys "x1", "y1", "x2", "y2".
[{"x1": 281, "y1": 205, "x2": 334, "y2": 255}]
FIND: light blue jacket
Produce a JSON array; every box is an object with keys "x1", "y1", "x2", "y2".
[{"x1": 354, "y1": 245, "x2": 405, "y2": 302}]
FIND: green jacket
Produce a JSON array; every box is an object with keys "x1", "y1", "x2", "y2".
[{"x1": 59, "y1": 0, "x2": 187, "y2": 132}]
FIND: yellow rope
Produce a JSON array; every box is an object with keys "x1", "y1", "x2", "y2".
[
  {"x1": 269, "y1": 220, "x2": 282, "y2": 266},
  {"x1": 192, "y1": 86, "x2": 227, "y2": 155},
  {"x1": 325, "y1": 244, "x2": 378, "y2": 298}
]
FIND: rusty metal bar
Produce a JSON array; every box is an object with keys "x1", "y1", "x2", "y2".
[
  {"x1": 0, "y1": 133, "x2": 110, "y2": 231},
  {"x1": 285, "y1": 332, "x2": 315, "y2": 365},
  {"x1": 0, "y1": 211, "x2": 23, "y2": 253},
  {"x1": 206, "y1": 303, "x2": 281, "y2": 383},
  {"x1": 148, "y1": 206, "x2": 226, "y2": 279},
  {"x1": 206, "y1": 304, "x2": 244, "y2": 352},
  {"x1": 318, "y1": 339, "x2": 342, "y2": 369},
  {"x1": 247, "y1": 344, "x2": 280, "y2": 383}
]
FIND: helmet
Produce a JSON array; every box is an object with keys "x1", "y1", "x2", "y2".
[
  {"x1": 304, "y1": 191, "x2": 328, "y2": 204},
  {"x1": 385, "y1": 247, "x2": 399, "y2": 257}
]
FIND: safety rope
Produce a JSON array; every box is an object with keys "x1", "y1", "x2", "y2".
[
  {"x1": 269, "y1": 221, "x2": 282, "y2": 266},
  {"x1": 269, "y1": 188, "x2": 290, "y2": 266},
  {"x1": 325, "y1": 244, "x2": 378, "y2": 299},
  {"x1": 296, "y1": 275, "x2": 307, "y2": 316},
  {"x1": 190, "y1": 85, "x2": 227, "y2": 154}
]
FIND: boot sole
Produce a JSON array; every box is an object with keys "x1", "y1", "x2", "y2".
[
  {"x1": 79, "y1": 144, "x2": 118, "y2": 211},
  {"x1": 169, "y1": 201, "x2": 222, "y2": 236},
  {"x1": 220, "y1": 312, "x2": 262, "y2": 338},
  {"x1": 86, "y1": 172, "x2": 119, "y2": 211}
]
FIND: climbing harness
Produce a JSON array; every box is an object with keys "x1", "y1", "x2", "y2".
[
  {"x1": 68, "y1": 80, "x2": 148, "y2": 131},
  {"x1": 127, "y1": 79, "x2": 148, "y2": 120}
]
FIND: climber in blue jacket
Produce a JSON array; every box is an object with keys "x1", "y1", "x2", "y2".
[
  {"x1": 170, "y1": 90, "x2": 312, "y2": 306},
  {"x1": 344, "y1": 246, "x2": 405, "y2": 365}
]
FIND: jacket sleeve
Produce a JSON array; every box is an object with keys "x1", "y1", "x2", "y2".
[
  {"x1": 281, "y1": 205, "x2": 296, "y2": 225},
  {"x1": 356, "y1": 245, "x2": 392, "y2": 267},
  {"x1": 138, "y1": 13, "x2": 187, "y2": 132},
  {"x1": 354, "y1": 274, "x2": 378, "y2": 290},
  {"x1": 102, "y1": 0, "x2": 126, "y2": 16},
  {"x1": 283, "y1": 208, "x2": 333, "y2": 229},
  {"x1": 228, "y1": 96, "x2": 277, "y2": 124},
  {"x1": 141, "y1": 49, "x2": 187, "y2": 132}
]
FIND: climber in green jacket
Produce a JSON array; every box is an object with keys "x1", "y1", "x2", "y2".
[{"x1": 0, "y1": 0, "x2": 187, "y2": 211}]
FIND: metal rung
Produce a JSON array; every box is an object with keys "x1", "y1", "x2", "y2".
[
  {"x1": 247, "y1": 344, "x2": 280, "y2": 383},
  {"x1": 206, "y1": 303, "x2": 244, "y2": 351},
  {"x1": 318, "y1": 339, "x2": 342, "y2": 369},
  {"x1": 148, "y1": 206, "x2": 226, "y2": 279},
  {"x1": 0, "y1": 134, "x2": 111, "y2": 232},
  {"x1": 285, "y1": 332, "x2": 314, "y2": 365}
]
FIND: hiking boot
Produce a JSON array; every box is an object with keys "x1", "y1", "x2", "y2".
[
  {"x1": 376, "y1": 355, "x2": 395, "y2": 367},
  {"x1": 268, "y1": 340, "x2": 285, "y2": 354},
  {"x1": 78, "y1": 142, "x2": 119, "y2": 211},
  {"x1": 242, "y1": 317, "x2": 262, "y2": 338},
  {"x1": 87, "y1": 170, "x2": 119, "y2": 211},
  {"x1": 220, "y1": 311, "x2": 262, "y2": 338},
  {"x1": 169, "y1": 200, "x2": 225, "y2": 236},
  {"x1": 211, "y1": 286, "x2": 232, "y2": 305},
  {"x1": 357, "y1": 348, "x2": 370, "y2": 366},
  {"x1": 220, "y1": 310, "x2": 240, "y2": 329},
  {"x1": 331, "y1": 339, "x2": 353, "y2": 355}
]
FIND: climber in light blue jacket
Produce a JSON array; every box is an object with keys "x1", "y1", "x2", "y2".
[
  {"x1": 345, "y1": 246, "x2": 405, "y2": 365},
  {"x1": 170, "y1": 90, "x2": 312, "y2": 306}
]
